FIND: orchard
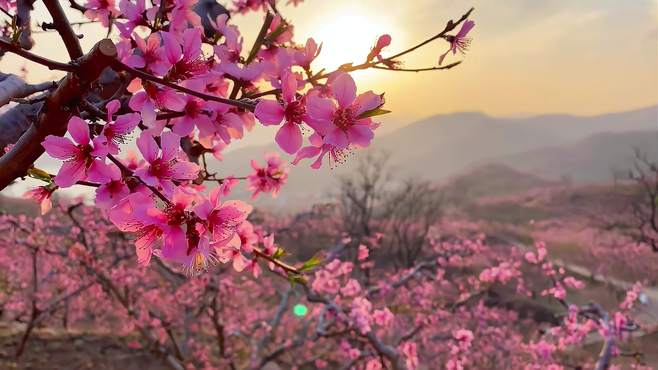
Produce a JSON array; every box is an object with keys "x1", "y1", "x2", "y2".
[{"x1": 0, "y1": 1, "x2": 653, "y2": 369}]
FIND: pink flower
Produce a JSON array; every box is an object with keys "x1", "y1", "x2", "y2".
[
  {"x1": 162, "y1": 28, "x2": 209, "y2": 81},
  {"x1": 116, "y1": 0, "x2": 147, "y2": 37},
  {"x1": 236, "y1": 221, "x2": 258, "y2": 253},
  {"x1": 247, "y1": 153, "x2": 288, "y2": 198},
  {"x1": 129, "y1": 81, "x2": 186, "y2": 126},
  {"x1": 22, "y1": 186, "x2": 54, "y2": 215},
  {"x1": 84, "y1": 0, "x2": 119, "y2": 27},
  {"x1": 169, "y1": 0, "x2": 201, "y2": 33},
  {"x1": 365, "y1": 360, "x2": 383, "y2": 370},
  {"x1": 99, "y1": 100, "x2": 141, "y2": 155},
  {"x1": 399, "y1": 342, "x2": 419, "y2": 370},
  {"x1": 453, "y1": 329, "x2": 474, "y2": 346},
  {"x1": 125, "y1": 33, "x2": 170, "y2": 76},
  {"x1": 170, "y1": 83, "x2": 211, "y2": 136},
  {"x1": 255, "y1": 70, "x2": 307, "y2": 154},
  {"x1": 42, "y1": 116, "x2": 108, "y2": 188},
  {"x1": 350, "y1": 297, "x2": 373, "y2": 334},
  {"x1": 133, "y1": 131, "x2": 200, "y2": 193},
  {"x1": 109, "y1": 192, "x2": 166, "y2": 266},
  {"x1": 305, "y1": 73, "x2": 383, "y2": 160},
  {"x1": 340, "y1": 279, "x2": 361, "y2": 297},
  {"x1": 438, "y1": 20, "x2": 475, "y2": 65},
  {"x1": 216, "y1": 244, "x2": 248, "y2": 272},
  {"x1": 373, "y1": 308, "x2": 394, "y2": 327},
  {"x1": 366, "y1": 34, "x2": 391, "y2": 62},
  {"x1": 357, "y1": 244, "x2": 369, "y2": 261},
  {"x1": 294, "y1": 38, "x2": 321, "y2": 69},
  {"x1": 92, "y1": 162, "x2": 130, "y2": 210},
  {"x1": 193, "y1": 187, "x2": 253, "y2": 246},
  {"x1": 197, "y1": 102, "x2": 245, "y2": 146},
  {"x1": 291, "y1": 132, "x2": 331, "y2": 169}
]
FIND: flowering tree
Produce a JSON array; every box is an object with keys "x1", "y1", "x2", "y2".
[
  {"x1": 0, "y1": 1, "x2": 651, "y2": 369},
  {"x1": 0, "y1": 204, "x2": 650, "y2": 369},
  {"x1": 0, "y1": 0, "x2": 474, "y2": 273}
]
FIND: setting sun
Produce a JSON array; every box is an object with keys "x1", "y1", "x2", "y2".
[{"x1": 311, "y1": 12, "x2": 394, "y2": 72}]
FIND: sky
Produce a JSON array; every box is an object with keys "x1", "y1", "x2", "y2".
[
  {"x1": 1, "y1": 0, "x2": 656, "y2": 124},
  {"x1": 0, "y1": 0, "x2": 656, "y2": 196}
]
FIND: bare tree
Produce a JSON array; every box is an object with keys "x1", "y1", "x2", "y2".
[
  {"x1": 381, "y1": 180, "x2": 444, "y2": 269},
  {"x1": 337, "y1": 151, "x2": 392, "y2": 241},
  {"x1": 599, "y1": 149, "x2": 658, "y2": 252},
  {"x1": 628, "y1": 150, "x2": 658, "y2": 251},
  {"x1": 336, "y1": 152, "x2": 444, "y2": 268}
]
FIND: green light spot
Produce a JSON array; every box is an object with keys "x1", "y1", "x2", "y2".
[{"x1": 293, "y1": 304, "x2": 308, "y2": 317}]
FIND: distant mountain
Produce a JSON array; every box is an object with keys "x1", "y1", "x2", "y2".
[
  {"x1": 440, "y1": 163, "x2": 557, "y2": 204},
  {"x1": 211, "y1": 106, "x2": 657, "y2": 210},
  {"x1": 0, "y1": 193, "x2": 37, "y2": 215},
  {"x1": 497, "y1": 130, "x2": 658, "y2": 183}
]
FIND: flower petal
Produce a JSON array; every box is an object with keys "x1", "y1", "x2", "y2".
[
  {"x1": 42, "y1": 136, "x2": 77, "y2": 160},
  {"x1": 331, "y1": 73, "x2": 357, "y2": 108},
  {"x1": 136, "y1": 132, "x2": 159, "y2": 163},
  {"x1": 54, "y1": 160, "x2": 86, "y2": 188},
  {"x1": 254, "y1": 100, "x2": 285, "y2": 126},
  {"x1": 68, "y1": 116, "x2": 90, "y2": 145},
  {"x1": 275, "y1": 122, "x2": 302, "y2": 154}
]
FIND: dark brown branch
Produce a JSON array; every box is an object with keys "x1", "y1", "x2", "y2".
[
  {"x1": 372, "y1": 61, "x2": 462, "y2": 72},
  {"x1": 111, "y1": 60, "x2": 256, "y2": 111},
  {"x1": 0, "y1": 38, "x2": 77, "y2": 71},
  {"x1": 0, "y1": 39, "x2": 117, "y2": 190},
  {"x1": 43, "y1": 0, "x2": 83, "y2": 59}
]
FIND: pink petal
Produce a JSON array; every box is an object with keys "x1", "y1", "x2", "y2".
[
  {"x1": 162, "y1": 31, "x2": 182, "y2": 64},
  {"x1": 86, "y1": 160, "x2": 113, "y2": 183},
  {"x1": 161, "y1": 226, "x2": 187, "y2": 260},
  {"x1": 352, "y1": 91, "x2": 383, "y2": 117},
  {"x1": 134, "y1": 167, "x2": 159, "y2": 187},
  {"x1": 106, "y1": 99, "x2": 121, "y2": 120},
  {"x1": 275, "y1": 122, "x2": 302, "y2": 154},
  {"x1": 54, "y1": 160, "x2": 86, "y2": 188},
  {"x1": 306, "y1": 95, "x2": 336, "y2": 122},
  {"x1": 331, "y1": 73, "x2": 357, "y2": 108},
  {"x1": 216, "y1": 200, "x2": 252, "y2": 231},
  {"x1": 347, "y1": 125, "x2": 374, "y2": 147},
  {"x1": 254, "y1": 100, "x2": 285, "y2": 126},
  {"x1": 456, "y1": 20, "x2": 475, "y2": 39},
  {"x1": 125, "y1": 54, "x2": 146, "y2": 68},
  {"x1": 325, "y1": 128, "x2": 349, "y2": 149},
  {"x1": 68, "y1": 116, "x2": 90, "y2": 145},
  {"x1": 281, "y1": 70, "x2": 298, "y2": 103},
  {"x1": 182, "y1": 28, "x2": 201, "y2": 60},
  {"x1": 160, "y1": 131, "x2": 181, "y2": 161},
  {"x1": 136, "y1": 132, "x2": 159, "y2": 163},
  {"x1": 172, "y1": 116, "x2": 195, "y2": 136},
  {"x1": 42, "y1": 136, "x2": 77, "y2": 159},
  {"x1": 291, "y1": 145, "x2": 321, "y2": 165},
  {"x1": 159, "y1": 89, "x2": 186, "y2": 111},
  {"x1": 170, "y1": 161, "x2": 199, "y2": 180},
  {"x1": 113, "y1": 113, "x2": 141, "y2": 135}
]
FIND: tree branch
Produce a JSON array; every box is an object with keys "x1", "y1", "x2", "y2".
[
  {"x1": 43, "y1": 0, "x2": 83, "y2": 59},
  {"x1": 0, "y1": 39, "x2": 117, "y2": 190}
]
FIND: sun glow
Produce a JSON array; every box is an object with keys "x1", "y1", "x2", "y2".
[{"x1": 311, "y1": 12, "x2": 394, "y2": 73}]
